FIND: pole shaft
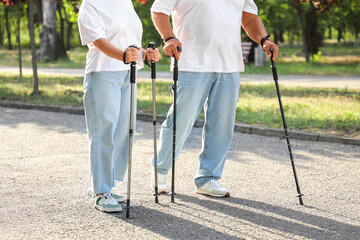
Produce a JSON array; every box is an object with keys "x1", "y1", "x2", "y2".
[
  {"x1": 126, "y1": 62, "x2": 136, "y2": 217},
  {"x1": 170, "y1": 58, "x2": 178, "y2": 203},
  {"x1": 151, "y1": 60, "x2": 159, "y2": 203},
  {"x1": 271, "y1": 57, "x2": 304, "y2": 205}
]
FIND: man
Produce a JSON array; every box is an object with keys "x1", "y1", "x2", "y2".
[{"x1": 150, "y1": 0, "x2": 279, "y2": 197}]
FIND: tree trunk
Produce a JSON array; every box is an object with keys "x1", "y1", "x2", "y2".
[
  {"x1": 280, "y1": 30, "x2": 284, "y2": 43},
  {"x1": 35, "y1": 0, "x2": 43, "y2": 24},
  {"x1": 5, "y1": 6, "x2": 13, "y2": 50},
  {"x1": 37, "y1": 0, "x2": 58, "y2": 61},
  {"x1": 289, "y1": 29, "x2": 295, "y2": 47},
  {"x1": 305, "y1": 4, "x2": 321, "y2": 55},
  {"x1": 328, "y1": 26, "x2": 332, "y2": 39},
  {"x1": 17, "y1": 2, "x2": 22, "y2": 77},
  {"x1": 66, "y1": 22, "x2": 73, "y2": 50},
  {"x1": 28, "y1": 0, "x2": 39, "y2": 95},
  {"x1": 274, "y1": 31, "x2": 279, "y2": 44},
  {"x1": 337, "y1": 29, "x2": 342, "y2": 43},
  {"x1": 56, "y1": 33, "x2": 67, "y2": 59},
  {"x1": 57, "y1": 1, "x2": 65, "y2": 46},
  {"x1": 0, "y1": 12, "x2": 3, "y2": 46},
  {"x1": 294, "y1": 3, "x2": 310, "y2": 63},
  {"x1": 62, "y1": 3, "x2": 73, "y2": 50}
]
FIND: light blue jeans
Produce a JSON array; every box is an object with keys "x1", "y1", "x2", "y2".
[
  {"x1": 154, "y1": 71, "x2": 240, "y2": 187},
  {"x1": 83, "y1": 71, "x2": 136, "y2": 194}
]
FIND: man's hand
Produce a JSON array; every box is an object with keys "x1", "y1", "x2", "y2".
[
  {"x1": 163, "y1": 38, "x2": 182, "y2": 60},
  {"x1": 263, "y1": 40, "x2": 279, "y2": 61},
  {"x1": 151, "y1": 12, "x2": 182, "y2": 60},
  {"x1": 241, "y1": 12, "x2": 279, "y2": 61}
]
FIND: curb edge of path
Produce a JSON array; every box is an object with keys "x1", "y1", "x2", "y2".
[{"x1": 1, "y1": 100, "x2": 359, "y2": 147}]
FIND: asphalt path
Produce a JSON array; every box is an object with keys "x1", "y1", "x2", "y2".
[
  {"x1": 0, "y1": 107, "x2": 359, "y2": 239},
  {"x1": 1, "y1": 66, "x2": 359, "y2": 89}
]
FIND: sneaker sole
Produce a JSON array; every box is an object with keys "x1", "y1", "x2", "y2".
[
  {"x1": 195, "y1": 189, "x2": 230, "y2": 197},
  {"x1": 150, "y1": 186, "x2": 168, "y2": 194},
  {"x1": 95, "y1": 205, "x2": 123, "y2": 213},
  {"x1": 114, "y1": 198, "x2": 125, "y2": 203}
]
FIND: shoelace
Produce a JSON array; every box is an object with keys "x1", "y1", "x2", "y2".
[
  {"x1": 99, "y1": 192, "x2": 117, "y2": 204},
  {"x1": 209, "y1": 179, "x2": 221, "y2": 188},
  {"x1": 102, "y1": 192, "x2": 111, "y2": 199}
]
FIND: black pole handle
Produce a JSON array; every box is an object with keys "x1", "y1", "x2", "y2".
[
  {"x1": 148, "y1": 42, "x2": 156, "y2": 50},
  {"x1": 269, "y1": 47, "x2": 275, "y2": 67},
  {"x1": 148, "y1": 42, "x2": 156, "y2": 79},
  {"x1": 269, "y1": 48, "x2": 278, "y2": 81}
]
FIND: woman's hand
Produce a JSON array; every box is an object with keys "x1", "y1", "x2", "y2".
[
  {"x1": 146, "y1": 48, "x2": 161, "y2": 62},
  {"x1": 124, "y1": 47, "x2": 140, "y2": 63}
]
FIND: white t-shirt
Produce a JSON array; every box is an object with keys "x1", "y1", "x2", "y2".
[
  {"x1": 151, "y1": 0, "x2": 258, "y2": 73},
  {"x1": 78, "y1": 0, "x2": 143, "y2": 74}
]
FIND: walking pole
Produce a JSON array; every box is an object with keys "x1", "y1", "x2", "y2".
[
  {"x1": 126, "y1": 45, "x2": 138, "y2": 218},
  {"x1": 270, "y1": 48, "x2": 304, "y2": 205},
  {"x1": 169, "y1": 46, "x2": 181, "y2": 203},
  {"x1": 148, "y1": 42, "x2": 160, "y2": 203}
]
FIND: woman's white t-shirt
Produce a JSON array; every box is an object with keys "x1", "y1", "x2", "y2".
[
  {"x1": 151, "y1": 0, "x2": 258, "y2": 73},
  {"x1": 78, "y1": 0, "x2": 143, "y2": 74}
]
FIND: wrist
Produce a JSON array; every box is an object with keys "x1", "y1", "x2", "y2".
[
  {"x1": 260, "y1": 34, "x2": 271, "y2": 47},
  {"x1": 162, "y1": 36, "x2": 178, "y2": 47}
]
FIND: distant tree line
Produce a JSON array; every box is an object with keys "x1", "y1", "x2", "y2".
[{"x1": 0, "y1": 0, "x2": 359, "y2": 66}]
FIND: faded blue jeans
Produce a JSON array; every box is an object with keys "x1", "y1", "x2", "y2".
[
  {"x1": 153, "y1": 71, "x2": 240, "y2": 187},
  {"x1": 83, "y1": 71, "x2": 136, "y2": 194}
]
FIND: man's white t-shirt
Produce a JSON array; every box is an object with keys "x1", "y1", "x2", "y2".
[
  {"x1": 151, "y1": 0, "x2": 258, "y2": 73},
  {"x1": 78, "y1": 0, "x2": 143, "y2": 74}
]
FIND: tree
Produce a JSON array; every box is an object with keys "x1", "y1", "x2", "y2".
[
  {"x1": 16, "y1": 0, "x2": 22, "y2": 76},
  {"x1": 37, "y1": 0, "x2": 67, "y2": 61},
  {"x1": 2, "y1": 0, "x2": 25, "y2": 76},
  {"x1": 28, "y1": 0, "x2": 39, "y2": 94},
  {"x1": 58, "y1": 0, "x2": 81, "y2": 50},
  {"x1": 289, "y1": 0, "x2": 343, "y2": 62},
  {"x1": 3, "y1": 4, "x2": 13, "y2": 50},
  {"x1": 3, "y1": 0, "x2": 39, "y2": 94}
]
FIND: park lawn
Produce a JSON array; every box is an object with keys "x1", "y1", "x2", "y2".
[
  {"x1": 1, "y1": 44, "x2": 360, "y2": 75},
  {"x1": 1, "y1": 73, "x2": 359, "y2": 138}
]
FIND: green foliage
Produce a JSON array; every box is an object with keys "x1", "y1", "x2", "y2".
[
  {"x1": 133, "y1": 0, "x2": 162, "y2": 48},
  {"x1": 310, "y1": 51, "x2": 324, "y2": 63},
  {"x1": 62, "y1": 0, "x2": 79, "y2": 23}
]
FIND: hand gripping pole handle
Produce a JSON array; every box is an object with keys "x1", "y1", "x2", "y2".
[
  {"x1": 129, "y1": 44, "x2": 138, "y2": 84},
  {"x1": 148, "y1": 42, "x2": 156, "y2": 79},
  {"x1": 269, "y1": 48, "x2": 278, "y2": 81}
]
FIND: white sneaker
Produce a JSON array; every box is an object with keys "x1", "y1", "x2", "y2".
[
  {"x1": 87, "y1": 188, "x2": 125, "y2": 203},
  {"x1": 150, "y1": 171, "x2": 168, "y2": 194},
  {"x1": 94, "y1": 192, "x2": 122, "y2": 213},
  {"x1": 195, "y1": 179, "x2": 230, "y2": 197}
]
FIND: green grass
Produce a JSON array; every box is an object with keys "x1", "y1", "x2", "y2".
[
  {"x1": 1, "y1": 73, "x2": 359, "y2": 138},
  {"x1": 0, "y1": 47, "x2": 87, "y2": 69},
  {"x1": 1, "y1": 44, "x2": 360, "y2": 75},
  {"x1": 244, "y1": 61, "x2": 360, "y2": 76}
]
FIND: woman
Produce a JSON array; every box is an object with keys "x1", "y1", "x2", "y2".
[{"x1": 78, "y1": 0, "x2": 160, "y2": 212}]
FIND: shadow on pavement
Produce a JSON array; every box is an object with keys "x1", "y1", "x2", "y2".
[
  {"x1": 109, "y1": 205, "x2": 243, "y2": 240},
  {"x1": 176, "y1": 194, "x2": 360, "y2": 239}
]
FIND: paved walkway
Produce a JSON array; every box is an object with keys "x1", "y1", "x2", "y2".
[
  {"x1": 1, "y1": 66, "x2": 360, "y2": 89},
  {"x1": 1, "y1": 107, "x2": 359, "y2": 239}
]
